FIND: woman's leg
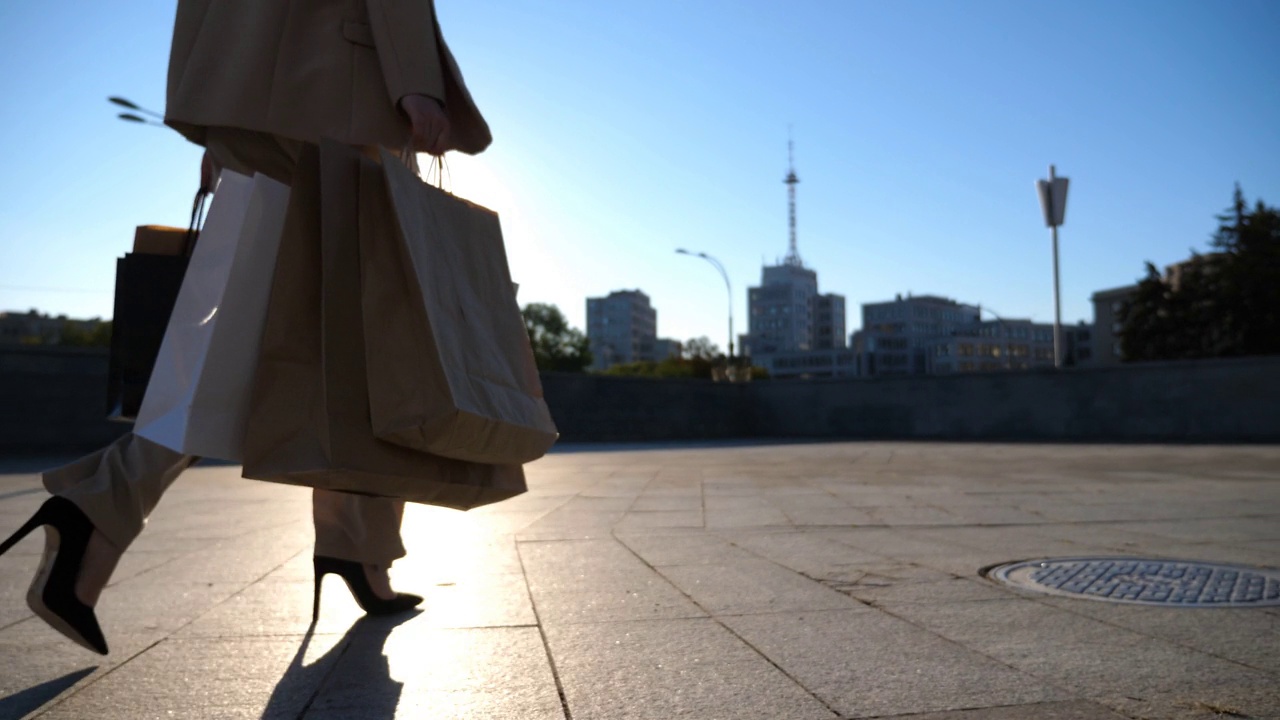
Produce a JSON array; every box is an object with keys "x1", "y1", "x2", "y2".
[
  {"x1": 312, "y1": 490, "x2": 406, "y2": 564},
  {"x1": 44, "y1": 433, "x2": 196, "y2": 551},
  {"x1": 40, "y1": 432, "x2": 196, "y2": 605},
  {"x1": 312, "y1": 490, "x2": 407, "y2": 599}
]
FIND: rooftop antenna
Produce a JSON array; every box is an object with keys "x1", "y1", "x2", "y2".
[{"x1": 783, "y1": 128, "x2": 803, "y2": 267}]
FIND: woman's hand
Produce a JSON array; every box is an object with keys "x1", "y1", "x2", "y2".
[{"x1": 400, "y1": 94, "x2": 451, "y2": 156}]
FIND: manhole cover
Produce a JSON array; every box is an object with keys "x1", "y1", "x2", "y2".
[{"x1": 985, "y1": 557, "x2": 1280, "y2": 607}]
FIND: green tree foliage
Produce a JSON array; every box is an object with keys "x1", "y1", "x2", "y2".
[
  {"x1": 59, "y1": 320, "x2": 112, "y2": 347},
  {"x1": 520, "y1": 303, "x2": 591, "y2": 372},
  {"x1": 1210, "y1": 187, "x2": 1280, "y2": 356},
  {"x1": 1118, "y1": 186, "x2": 1280, "y2": 361},
  {"x1": 604, "y1": 356, "x2": 717, "y2": 379},
  {"x1": 682, "y1": 336, "x2": 720, "y2": 360}
]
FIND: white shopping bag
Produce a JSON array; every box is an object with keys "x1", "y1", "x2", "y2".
[{"x1": 134, "y1": 171, "x2": 291, "y2": 461}]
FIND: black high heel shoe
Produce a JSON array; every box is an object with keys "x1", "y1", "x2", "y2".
[
  {"x1": 0, "y1": 496, "x2": 108, "y2": 655},
  {"x1": 312, "y1": 556, "x2": 423, "y2": 623}
]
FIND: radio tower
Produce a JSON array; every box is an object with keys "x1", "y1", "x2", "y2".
[{"x1": 783, "y1": 133, "x2": 803, "y2": 267}]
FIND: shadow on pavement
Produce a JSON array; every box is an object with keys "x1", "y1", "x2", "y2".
[
  {"x1": 262, "y1": 612, "x2": 419, "y2": 719},
  {"x1": 0, "y1": 667, "x2": 97, "y2": 720}
]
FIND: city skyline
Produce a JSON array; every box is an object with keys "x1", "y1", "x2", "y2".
[{"x1": 1, "y1": 1, "x2": 1277, "y2": 347}]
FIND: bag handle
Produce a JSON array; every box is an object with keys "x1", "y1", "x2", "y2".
[
  {"x1": 399, "y1": 146, "x2": 450, "y2": 191},
  {"x1": 184, "y1": 187, "x2": 209, "y2": 256}
]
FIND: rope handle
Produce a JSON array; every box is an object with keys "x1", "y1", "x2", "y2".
[
  {"x1": 183, "y1": 187, "x2": 209, "y2": 256},
  {"x1": 399, "y1": 146, "x2": 451, "y2": 192}
]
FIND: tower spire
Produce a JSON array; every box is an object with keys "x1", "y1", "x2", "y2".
[{"x1": 783, "y1": 130, "x2": 802, "y2": 267}]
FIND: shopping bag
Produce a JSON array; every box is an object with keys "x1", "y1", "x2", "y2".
[
  {"x1": 106, "y1": 199, "x2": 207, "y2": 421},
  {"x1": 241, "y1": 140, "x2": 525, "y2": 509},
  {"x1": 106, "y1": 252, "x2": 189, "y2": 421},
  {"x1": 133, "y1": 171, "x2": 291, "y2": 461},
  {"x1": 359, "y1": 147, "x2": 556, "y2": 464}
]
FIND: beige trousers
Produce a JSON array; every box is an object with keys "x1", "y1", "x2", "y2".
[{"x1": 42, "y1": 127, "x2": 410, "y2": 566}]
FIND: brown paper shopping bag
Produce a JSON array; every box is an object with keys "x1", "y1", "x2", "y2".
[
  {"x1": 357, "y1": 148, "x2": 557, "y2": 465},
  {"x1": 240, "y1": 141, "x2": 525, "y2": 509}
]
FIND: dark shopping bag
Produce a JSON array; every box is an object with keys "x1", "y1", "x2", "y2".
[{"x1": 105, "y1": 192, "x2": 207, "y2": 421}]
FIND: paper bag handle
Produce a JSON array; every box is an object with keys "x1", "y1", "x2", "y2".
[
  {"x1": 184, "y1": 187, "x2": 209, "y2": 256},
  {"x1": 398, "y1": 146, "x2": 450, "y2": 191}
]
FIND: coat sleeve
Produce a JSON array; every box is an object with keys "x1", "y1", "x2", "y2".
[{"x1": 364, "y1": 0, "x2": 447, "y2": 107}]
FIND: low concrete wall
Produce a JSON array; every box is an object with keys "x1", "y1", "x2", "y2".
[
  {"x1": 751, "y1": 356, "x2": 1280, "y2": 442},
  {"x1": 539, "y1": 373, "x2": 752, "y2": 442},
  {"x1": 0, "y1": 346, "x2": 129, "y2": 455},
  {"x1": 2, "y1": 346, "x2": 1277, "y2": 456}
]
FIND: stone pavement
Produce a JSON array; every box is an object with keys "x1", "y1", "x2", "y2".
[{"x1": 1, "y1": 441, "x2": 1279, "y2": 720}]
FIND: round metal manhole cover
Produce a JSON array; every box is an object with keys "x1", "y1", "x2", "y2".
[{"x1": 985, "y1": 557, "x2": 1280, "y2": 607}]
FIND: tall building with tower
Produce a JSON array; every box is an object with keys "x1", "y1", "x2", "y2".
[{"x1": 741, "y1": 139, "x2": 850, "y2": 377}]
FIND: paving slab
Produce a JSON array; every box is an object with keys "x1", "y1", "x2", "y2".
[
  {"x1": 720, "y1": 608, "x2": 1069, "y2": 717},
  {"x1": 543, "y1": 618, "x2": 837, "y2": 720},
  {"x1": 1, "y1": 440, "x2": 1278, "y2": 719}
]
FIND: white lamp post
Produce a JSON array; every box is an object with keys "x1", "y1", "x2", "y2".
[
  {"x1": 1035, "y1": 165, "x2": 1069, "y2": 368},
  {"x1": 675, "y1": 248, "x2": 734, "y2": 362}
]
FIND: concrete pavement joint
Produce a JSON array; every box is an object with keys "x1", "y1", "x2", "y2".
[
  {"x1": 1020, "y1": 591, "x2": 1280, "y2": 680},
  {"x1": 514, "y1": 540, "x2": 573, "y2": 720},
  {"x1": 30, "y1": 636, "x2": 167, "y2": 718},
  {"x1": 612, "y1": 530, "x2": 845, "y2": 719},
  {"x1": 290, "y1": 632, "x2": 355, "y2": 720}
]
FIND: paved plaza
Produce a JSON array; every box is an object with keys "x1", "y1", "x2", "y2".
[{"x1": 1, "y1": 441, "x2": 1279, "y2": 719}]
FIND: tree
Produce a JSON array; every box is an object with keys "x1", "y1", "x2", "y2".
[
  {"x1": 1210, "y1": 185, "x2": 1280, "y2": 356},
  {"x1": 1118, "y1": 187, "x2": 1280, "y2": 361},
  {"x1": 521, "y1": 303, "x2": 591, "y2": 372},
  {"x1": 59, "y1": 320, "x2": 112, "y2": 348},
  {"x1": 683, "y1": 336, "x2": 720, "y2": 360}
]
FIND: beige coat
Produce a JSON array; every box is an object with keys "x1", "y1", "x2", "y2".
[{"x1": 164, "y1": 0, "x2": 490, "y2": 154}]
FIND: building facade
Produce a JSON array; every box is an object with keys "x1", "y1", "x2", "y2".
[
  {"x1": 586, "y1": 290, "x2": 657, "y2": 371},
  {"x1": 813, "y1": 294, "x2": 846, "y2": 350},
  {"x1": 927, "y1": 319, "x2": 1056, "y2": 373},
  {"x1": 1090, "y1": 284, "x2": 1136, "y2": 367},
  {"x1": 749, "y1": 348, "x2": 858, "y2": 379},
  {"x1": 744, "y1": 267, "x2": 847, "y2": 354},
  {"x1": 745, "y1": 264, "x2": 819, "y2": 354},
  {"x1": 854, "y1": 294, "x2": 981, "y2": 376},
  {"x1": 652, "y1": 338, "x2": 683, "y2": 361}
]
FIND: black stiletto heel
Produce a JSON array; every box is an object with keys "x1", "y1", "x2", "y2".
[
  {"x1": 0, "y1": 497, "x2": 108, "y2": 655},
  {"x1": 311, "y1": 556, "x2": 422, "y2": 622}
]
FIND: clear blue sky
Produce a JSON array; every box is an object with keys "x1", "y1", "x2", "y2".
[{"x1": 2, "y1": 0, "x2": 1278, "y2": 350}]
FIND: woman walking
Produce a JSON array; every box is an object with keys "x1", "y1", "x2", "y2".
[{"x1": 0, "y1": 0, "x2": 491, "y2": 655}]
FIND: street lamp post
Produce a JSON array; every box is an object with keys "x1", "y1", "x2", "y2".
[
  {"x1": 978, "y1": 306, "x2": 1011, "y2": 371},
  {"x1": 109, "y1": 96, "x2": 166, "y2": 126},
  {"x1": 1035, "y1": 164, "x2": 1070, "y2": 369},
  {"x1": 675, "y1": 249, "x2": 734, "y2": 361}
]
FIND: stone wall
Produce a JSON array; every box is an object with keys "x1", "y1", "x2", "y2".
[
  {"x1": 2, "y1": 346, "x2": 1277, "y2": 457},
  {"x1": 0, "y1": 346, "x2": 129, "y2": 455},
  {"x1": 750, "y1": 356, "x2": 1280, "y2": 442},
  {"x1": 539, "y1": 373, "x2": 753, "y2": 442}
]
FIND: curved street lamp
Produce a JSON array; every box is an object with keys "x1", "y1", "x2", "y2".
[
  {"x1": 676, "y1": 248, "x2": 734, "y2": 361},
  {"x1": 109, "y1": 96, "x2": 165, "y2": 126},
  {"x1": 978, "y1": 306, "x2": 1012, "y2": 371}
]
